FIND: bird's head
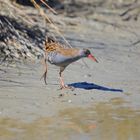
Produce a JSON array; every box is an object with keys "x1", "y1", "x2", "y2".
[{"x1": 82, "y1": 49, "x2": 98, "y2": 63}]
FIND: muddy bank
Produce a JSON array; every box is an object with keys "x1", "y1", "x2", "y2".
[
  {"x1": 0, "y1": 58, "x2": 140, "y2": 139},
  {"x1": 0, "y1": 0, "x2": 140, "y2": 139}
]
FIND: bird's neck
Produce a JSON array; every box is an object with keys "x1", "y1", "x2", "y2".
[{"x1": 78, "y1": 49, "x2": 86, "y2": 58}]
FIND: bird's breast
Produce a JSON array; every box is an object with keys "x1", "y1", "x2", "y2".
[{"x1": 47, "y1": 51, "x2": 81, "y2": 67}]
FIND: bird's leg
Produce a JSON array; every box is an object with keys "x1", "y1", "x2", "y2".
[
  {"x1": 40, "y1": 58, "x2": 48, "y2": 85},
  {"x1": 59, "y1": 67, "x2": 74, "y2": 90},
  {"x1": 59, "y1": 67, "x2": 66, "y2": 89}
]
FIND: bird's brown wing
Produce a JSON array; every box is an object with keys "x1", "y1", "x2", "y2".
[
  {"x1": 45, "y1": 41, "x2": 79, "y2": 57},
  {"x1": 57, "y1": 48, "x2": 79, "y2": 57}
]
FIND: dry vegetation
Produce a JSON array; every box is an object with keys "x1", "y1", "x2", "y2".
[{"x1": 0, "y1": 0, "x2": 140, "y2": 63}]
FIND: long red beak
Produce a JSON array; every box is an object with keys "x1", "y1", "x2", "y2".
[{"x1": 88, "y1": 54, "x2": 98, "y2": 63}]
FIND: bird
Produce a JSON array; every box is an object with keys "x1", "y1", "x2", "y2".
[{"x1": 41, "y1": 37, "x2": 98, "y2": 89}]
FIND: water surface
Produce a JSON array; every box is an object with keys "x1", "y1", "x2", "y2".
[{"x1": 0, "y1": 97, "x2": 140, "y2": 140}]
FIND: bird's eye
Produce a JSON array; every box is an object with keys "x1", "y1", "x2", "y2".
[{"x1": 85, "y1": 50, "x2": 90, "y2": 55}]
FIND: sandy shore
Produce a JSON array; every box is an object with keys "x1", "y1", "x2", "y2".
[
  {"x1": 0, "y1": 45, "x2": 140, "y2": 120},
  {"x1": 0, "y1": 48, "x2": 140, "y2": 139},
  {"x1": 0, "y1": 4, "x2": 140, "y2": 139},
  {"x1": 0, "y1": 38, "x2": 140, "y2": 139}
]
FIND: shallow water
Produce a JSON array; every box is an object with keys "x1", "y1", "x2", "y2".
[{"x1": 0, "y1": 97, "x2": 140, "y2": 140}]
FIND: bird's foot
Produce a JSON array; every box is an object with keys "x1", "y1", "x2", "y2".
[{"x1": 59, "y1": 84, "x2": 74, "y2": 90}]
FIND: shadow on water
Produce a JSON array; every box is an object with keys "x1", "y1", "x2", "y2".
[{"x1": 68, "y1": 82, "x2": 123, "y2": 92}]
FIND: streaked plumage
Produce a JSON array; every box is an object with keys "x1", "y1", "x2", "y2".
[{"x1": 41, "y1": 37, "x2": 98, "y2": 89}]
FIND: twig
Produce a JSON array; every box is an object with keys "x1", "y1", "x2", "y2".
[
  {"x1": 40, "y1": 0, "x2": 57, "y2": 14},
  {"x1": 0, "y1": 55, "x2": 8, "y2": 65},
  {"x1": 131, "y1": 40, "x2": 140, "y2": 46},
  {"x1": 30, "y1": 0, "x2": 72, "y2": 48},
  {"x1": 120, "y1": 3, "x2": 140, "y2": 17}
]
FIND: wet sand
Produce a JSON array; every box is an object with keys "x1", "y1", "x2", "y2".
[
  {"x1": 0, "y1": 9, "x2": 140, "y2": 140},
  {"x1": 0, "y1": 48, "x2": 140, "y2": 139}
]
